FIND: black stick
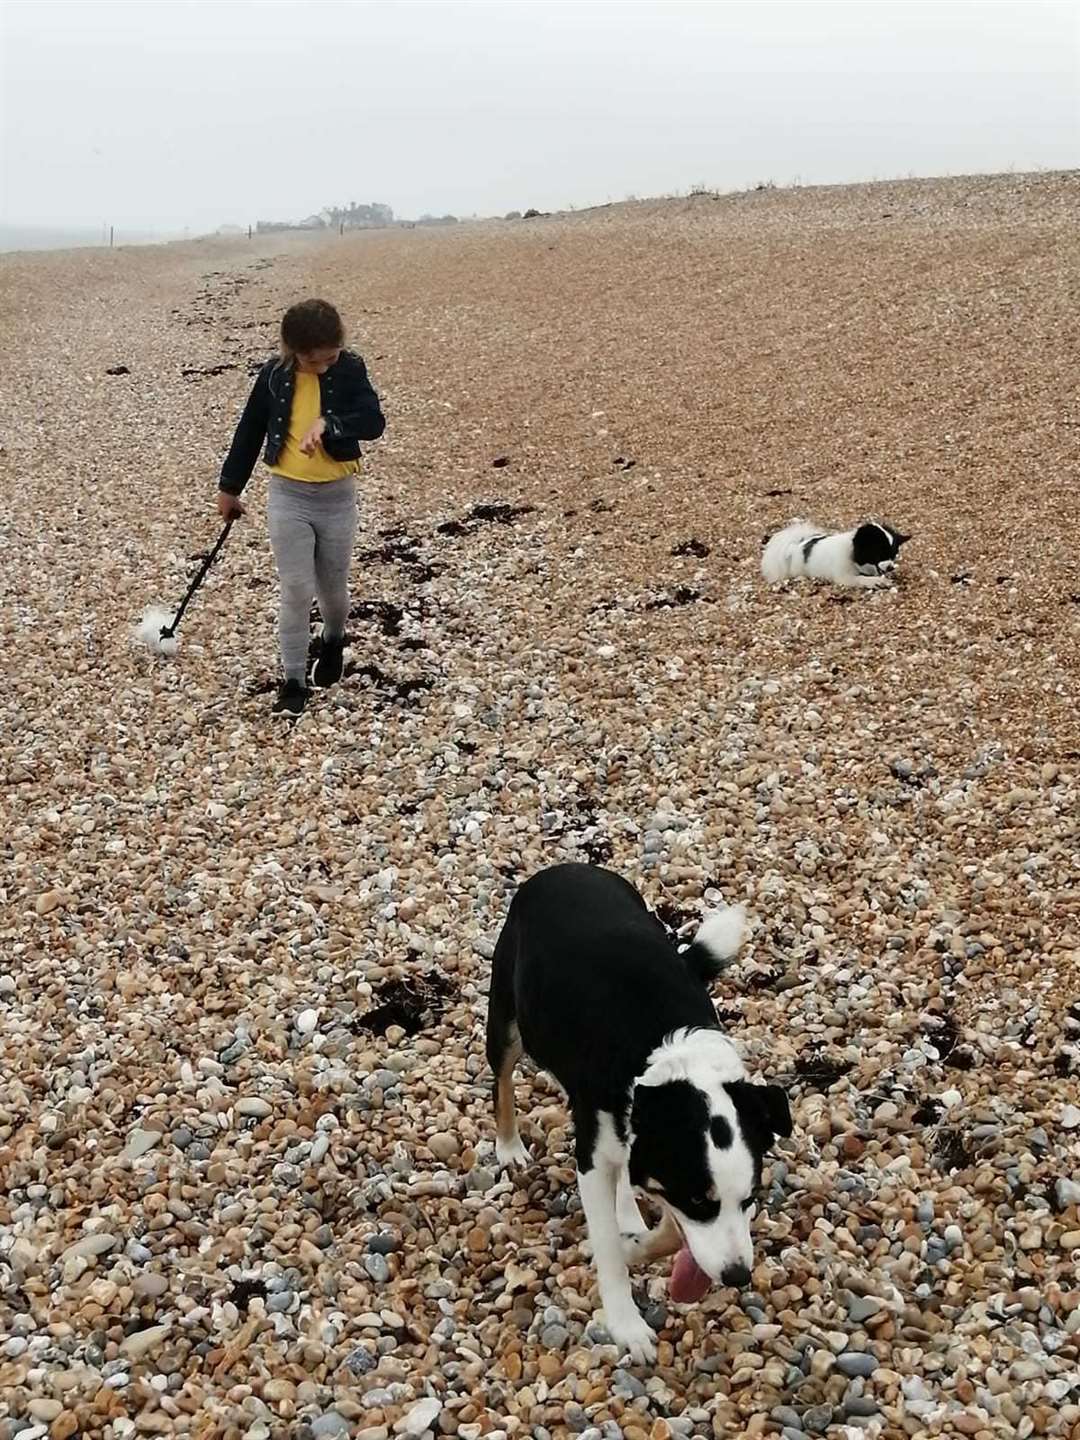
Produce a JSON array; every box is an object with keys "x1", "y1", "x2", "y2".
[{"x1": 161, "y1": 519, "x2": 235, "y2": 638}]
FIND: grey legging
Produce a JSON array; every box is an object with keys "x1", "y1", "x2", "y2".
[{"x1": 267, "y1": 474, "x2": 357, "y2": 682}]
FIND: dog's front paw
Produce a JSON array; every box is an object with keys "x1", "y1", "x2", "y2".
[
  {"x1": 606, "y1": 1309, "x2": 657, "y2": 1366},
  {"x1": 495, "y1": 1135, "x2": 530, "y2": 1169}
]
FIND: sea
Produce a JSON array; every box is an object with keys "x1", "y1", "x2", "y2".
[{"x1": 0, "y1": 225, "x2": 182, "y2": 254}]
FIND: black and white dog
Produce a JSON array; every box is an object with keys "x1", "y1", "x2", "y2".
[
  {"x1": 762, "y1": 518, "x2": 911, "y2": 587},
  {"x1": 485, "y1": 863, "x2": 792, "y2": 1363}
]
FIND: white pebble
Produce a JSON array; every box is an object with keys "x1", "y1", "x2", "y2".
[
  {"x1": 398, "y1": 1398, "x2": 442, "y2": 1436},
  {"x1": 236, "y1": 1097, "x2": 273, "y2": 1119}
]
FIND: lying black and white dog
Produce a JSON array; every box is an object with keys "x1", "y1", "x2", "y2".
[
  {"x1": 762, "y1": 518, "x2": 911, "y2": 587},
  {"x1": 485, "y1": 863, "x2": 792, "y2": 1363}
]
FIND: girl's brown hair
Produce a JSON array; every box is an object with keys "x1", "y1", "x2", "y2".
[{"x1": 280, "y1": 299, "x2": 345, "y2": 361}]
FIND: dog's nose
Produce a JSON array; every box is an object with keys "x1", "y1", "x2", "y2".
[{"x1": 721, "y1": 1263, "x2": 752, "y2": 1290}]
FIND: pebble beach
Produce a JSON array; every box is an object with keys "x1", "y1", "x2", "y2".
[{"x1": 1, "y1": 170, "x2": 1079, "y2": 1440}]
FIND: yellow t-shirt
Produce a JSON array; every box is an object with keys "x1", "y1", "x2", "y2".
[{"x1": 268, "y1": 371, "x2": 360, "y2": 483}]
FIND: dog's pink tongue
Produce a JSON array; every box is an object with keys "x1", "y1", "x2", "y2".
[{"x1": 669, "y1": 1245, "x2": 711, "y2": 1303}]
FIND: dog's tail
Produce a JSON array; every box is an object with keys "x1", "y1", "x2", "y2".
[{"x1": 682, "y1": 904, "x2": 747, "y2": 984}]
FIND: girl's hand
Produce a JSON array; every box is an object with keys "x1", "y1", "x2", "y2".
[
  {"x1": 299, "y1": 417, "x2": 327, "y2": 456},
  {"x1": 218, "y1": 492, "x2": 245, "y2": 520}
]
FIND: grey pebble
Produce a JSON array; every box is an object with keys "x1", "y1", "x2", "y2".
[
  {"x1": 540, "y1": 1324, "x2": 570, "y2": 1349},
  {"x1": 266, "y1": 1291, "x2": 294, "y2": 1314},
  {"x1": 310, "y1": 1413, "x2": 350, "y2": 1438},
  {"x1": 367, "y1": 1233, "x2": 400, "y2": 1255},
  {"x1": 844, "y1": 1398, "x2": 881, "y2": 1418},
  {"x1": 346, "y1": 1347, "x2": 376, "y2": 1375},
  {"x1": 802, "y1": 1406, "x2": 834, "y2": 1434},
  {"x1": 171, "y1": 1127, "x2": 193, "y2": 1151},
  {"x1": 771, "y1": 1407, "x2": 803, "y2": 1430},
  {"x1": 846, "y1": 1295, "x2": 882, "y2": 1324},
  {"x1": 612, "y1": 1369, "x2": 646, "y2": 1398},
  {"x1": 642, "y1": 1303, "x2": 667, "y2": 1330},
  {"x1": 364, "y1": 1254, "x2": 390, "y2": 1283},
  {"x1": 836, "y1": 1352, "x2": 878, "y2": 1378},
  {"x1": 694, "y1": 1355, "x2": 726, "y2": 1375}
]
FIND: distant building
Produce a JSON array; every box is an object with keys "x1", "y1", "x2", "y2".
[{"x1": 255, "y1": 201, "x2": 394, "y2": 235}]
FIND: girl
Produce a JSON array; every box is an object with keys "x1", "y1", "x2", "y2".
[{"x1": 217, "y1": 298, "x2": 385, "y2": 718}]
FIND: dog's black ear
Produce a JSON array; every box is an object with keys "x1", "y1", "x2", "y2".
[
  {"x1": 630, "y1": 1082, "x2": 663, "y2": 1133},
  {"x1": 757, "y1": 1083, "x2": 794, "y2": 1139},
  {"x1": 895, "y1": 531, "x2": 912, "y2": 547},
  {"x1": 726, "y1": 1080, "x2": 794, "y2": 1149},
  {"x1": 628, "y1": 1083, "x2": 670, "y2": 1185}
]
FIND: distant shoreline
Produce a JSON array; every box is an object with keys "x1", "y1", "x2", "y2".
[
  {"x1": 5, "y1": 168, "x2": 1076, "y2": 257},
  {"x1": 0, "y1": 225, "x2": 188, "y2": 255}
]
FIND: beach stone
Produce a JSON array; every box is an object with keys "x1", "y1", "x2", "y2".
[
  {"x1": 62, "y1": 1234, "x2": 118, "y2": 1262},
  {"x1": 836, "y1": 1352, "x2": 878, "y2": 1378},
  {"x1": 236, "y1": 1097, "x2": 273, "y2": 1118},
  {"x1": 398, "y1": 1398, "x2": 441, "y2": 1435},
  {"x1": 310, "y1": 1414, "x2": 350, "y2": 1438},
  {"x1": 132, "y1": 1273, "x2": 168, "y2": 1299},
  {"x1": 123, "y1": 1128, "x2": 162, "y2": 1160}
]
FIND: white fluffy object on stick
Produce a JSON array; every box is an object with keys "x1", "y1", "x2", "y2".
[{"x1": 134, "y1": 606, "x2": 179, "y2": 656}]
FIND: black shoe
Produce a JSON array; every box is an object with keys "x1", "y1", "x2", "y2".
[
  {"x1": 272, "y1": 678, "x2": 308, "y2": 718},
  {"x1": 313, "y1": 633, "x2": 346, "y2": 689}
]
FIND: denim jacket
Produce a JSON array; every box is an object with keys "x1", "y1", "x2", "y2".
[{"x1": 219, "y1": 350, "x2": 385, "y2": 495}]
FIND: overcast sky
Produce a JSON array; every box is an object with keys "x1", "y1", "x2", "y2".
[{"x1": 1, "y1": 0, "x2": 1076, "y2": 233}]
